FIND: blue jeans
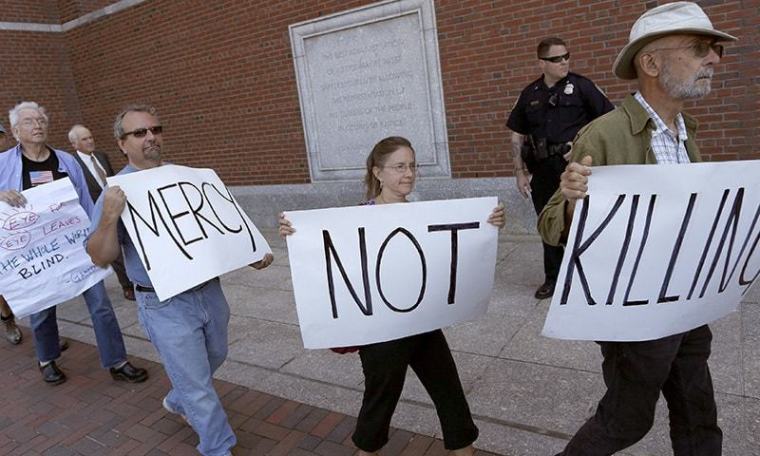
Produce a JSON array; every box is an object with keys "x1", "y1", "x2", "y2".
[
  {"x1": 31, "y1": 281, "x2": 127, "y2": 367},
  {"x1": 136, "y1": 279, "x2": 235, "y2": 456}
]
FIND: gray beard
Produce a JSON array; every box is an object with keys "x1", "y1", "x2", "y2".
[{"x1": 660, "y1": 63, "x2": 713, "y2": 100}]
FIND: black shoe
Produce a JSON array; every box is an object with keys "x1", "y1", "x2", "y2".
[
  {"x1": 110, "y1": 362, "x2": 148, "y2": 383},
  {"x1": 535, "y1": 280, "x2": 556, "y2": 300},
  {"x1": 39, "y1": 361, "x2": 66, "y2": 385}
]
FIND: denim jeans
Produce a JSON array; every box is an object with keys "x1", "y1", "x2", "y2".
[
  {"x1": 136, "y1": 279, "x2": 235, "y2": 456},
  {"x1": 31, "y1": 280, "x2": 127, "y2": 367},
  {"x1": 557, "y1": 325, "x2": 721, "y2": 456}
]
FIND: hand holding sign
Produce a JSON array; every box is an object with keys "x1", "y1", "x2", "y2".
[
  {"x1": 278, "y1": 212, "x2": 295, "y2": 237},
  {"x1": 251, "y1": 253, "x2": 274, "y2": 270},
  {"x1": 101, "y1": 186, "x2": 126, "y2": 223},
  {"x1": 0, "y1": 190, "x2": 27, "y2": 208},
  {"x1": 487, "y1": 202, "x2": 506, "y2": 229},
  {"x1": 561, "y1": 155, "x2": 593, "y2": 211}
]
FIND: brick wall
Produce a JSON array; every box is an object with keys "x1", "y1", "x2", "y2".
[
  {"x1": 0, "y1": 30, "x2": 81, "y2": 148},
  {"x1": 0, "y1": 0, "x2": 756, "y2": 183},
  {"x1": 0, "y1": 0, "x2": 60, "y2": 23}
]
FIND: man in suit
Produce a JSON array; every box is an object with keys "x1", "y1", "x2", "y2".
[{"x1": 69, "y1": 124, "x2": 135, "y2": 301}]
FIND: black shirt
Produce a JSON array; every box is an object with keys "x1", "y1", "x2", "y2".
[
  {"x1": 21, "y1": 150, "x2": 68, "y2": 190},
  {"x1": 506, "y1": 72, "x2": 614, "y2": 144}
]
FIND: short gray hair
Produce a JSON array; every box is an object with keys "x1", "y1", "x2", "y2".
[
  {"x1": 9, "y1": 101, "x2": 47, "y2": 129},
  {"x1": 68, "y1": 124, "x2": 86, "y2": 144},
  {"x1": 113, "y1": 104, "x2": 159, "y2": 140}
]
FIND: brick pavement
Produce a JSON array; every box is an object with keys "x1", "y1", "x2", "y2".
[{"x1": 0, "y1": 337, "x2": 501, "y2": 456}]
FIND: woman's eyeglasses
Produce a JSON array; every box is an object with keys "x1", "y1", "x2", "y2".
[{"x1": 384, "y1": 163, "x2": 419, "y2": 174}]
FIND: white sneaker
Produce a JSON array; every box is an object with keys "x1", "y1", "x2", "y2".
[{"x1": 162, "y1": 396, "x2": 187, "y2": 423}]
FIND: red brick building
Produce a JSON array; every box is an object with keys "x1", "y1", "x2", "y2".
[{"x1": 0, "y1": 0, "x2": 756, "y2": 186}]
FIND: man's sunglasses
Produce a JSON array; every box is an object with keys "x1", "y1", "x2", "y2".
[
  {"x1": 649, "y1": 41, "x2": 724, "y2": 58},
  {"x1": 540, "y1": 52, "x2": 570, "y2": 63},
  {"x1": 121, "y1": 125, "x2": 163, "y2": 139}
]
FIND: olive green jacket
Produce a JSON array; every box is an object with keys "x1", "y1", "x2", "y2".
[{"x1": 537, "y1": 94, "x2": 701, "y2": 246}]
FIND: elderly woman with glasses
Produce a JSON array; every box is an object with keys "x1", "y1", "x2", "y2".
[{"x1": 279, "y1": 136, "x2": 504, "y2": 455}]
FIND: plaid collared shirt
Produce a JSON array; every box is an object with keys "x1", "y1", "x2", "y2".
[{"x1": 634, "y1": 91, "x2": 690, "y2": 164}]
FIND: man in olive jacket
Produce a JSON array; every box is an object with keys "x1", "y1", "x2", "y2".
[{"x1": 538, "y1": 3, "x2": 737, "y2": 455}]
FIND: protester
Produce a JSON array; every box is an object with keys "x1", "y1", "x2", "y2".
[
  {"x1": 69, "y1": 124, "x2": 135, "y2": 301},
  {"x1": 538, "y1": 3, "x2": 737, "y2": 454},
  {"x1": 86, "y1": 104, "x2": 273, "y2": 456},
  {"x1": 0, "y1": 101, "x2": 147, "y2": 385},
  {"x1": 507, "y1": 37, "x2": 614, "y2": 300},
  {"x1": 0, "y1": 123, "x2": 23, "y2": 345},
  {"x1": 279, "y1": 136, "x2": 505, "y2": 456}
]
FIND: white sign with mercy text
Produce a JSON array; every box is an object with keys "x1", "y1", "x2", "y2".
[
  {"x1": 285, "y1": 197, "x2": 499, "y2": 349},
  {"x1": 108, "y1": 165, "x2": 271, "y2": 300},
  {"x1": 543, "y1": 160, "x2": 760, "y2": 341},
  {"x1": 0, "y1": 178, "x2": 111, "y2": 318}
]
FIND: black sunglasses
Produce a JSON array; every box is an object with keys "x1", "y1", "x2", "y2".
[
  {"x1": 121, "y1": 125, "x2": 163, "y2": 139},
  {"x1": 540, "y1": 52, "x2": 570, "y2": 63}
]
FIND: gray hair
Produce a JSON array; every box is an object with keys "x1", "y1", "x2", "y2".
[
  {"x1": 9, "y1": 101, "x2": 48, "y2": 129},
  {"x1": 68, "y1": 124, "x2": 86, "y2": 144},
  {"x1": 113, "y1": 104, "x2": 159, "y2": 140}
]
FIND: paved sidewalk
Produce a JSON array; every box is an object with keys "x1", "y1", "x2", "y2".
[
  {"x1": 8, "y1": 230, "x2": 760, "y2": 455},
  {"x1": 0, "y1": 338, "x2": 500, "y2": 455}
]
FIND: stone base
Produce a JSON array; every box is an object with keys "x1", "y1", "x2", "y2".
[{"x1": 230, "y1": 176, "x2": 540, "y2": 235}]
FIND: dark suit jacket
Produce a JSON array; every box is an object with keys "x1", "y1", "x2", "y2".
[{"x1": 71, "y1": 151, "x2": 115, "y2": 204}]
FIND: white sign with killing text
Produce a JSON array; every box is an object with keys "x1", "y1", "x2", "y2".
[
  {"x1": 0, "y1": 178, "x2": 111, "y2": 318},
  {"x1": 285, "y1": 197, "x2": 499, "y2": 349},
  {"x1": 543, "y1": 160, "x2": 760, "y2": 341},
  {"x1": 108, "y1": 165, "x2": 271, "y2": 301}
]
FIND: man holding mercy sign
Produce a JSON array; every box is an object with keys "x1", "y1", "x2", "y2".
[{"x1": 86, "y1": 104, "x2": 273, "y2": 456}]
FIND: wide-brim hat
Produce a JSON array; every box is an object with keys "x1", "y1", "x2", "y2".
[{"x1": 613, "y1": 1, "x2": 737, "y2": 80}]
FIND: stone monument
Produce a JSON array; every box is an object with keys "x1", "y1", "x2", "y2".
[{"x1": 289, "y1": 0, "x2": 449, "y2": 181}]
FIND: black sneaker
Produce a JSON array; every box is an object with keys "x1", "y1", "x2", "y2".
[
  {"x1": 109, "y1": 362, "x2": 149, "y2": 383},
  {"x1": 534, "y1": 279, "x2": 556, "y2": 300}
]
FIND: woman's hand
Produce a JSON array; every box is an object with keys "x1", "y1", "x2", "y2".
[
  {"x1": 488, "y1": 202, "x2": 505, "y2": 228},
  {"x1": 279, "y1": 212, "x2": 295, "y2": 237}
]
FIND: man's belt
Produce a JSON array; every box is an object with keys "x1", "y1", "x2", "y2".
[{"x1": 134, "y1": 279, "x2": 216, "y2": 295}]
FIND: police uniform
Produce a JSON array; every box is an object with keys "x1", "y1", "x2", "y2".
[{"x1": 507, "y1": 71, "x2": 613, "y2": 287}]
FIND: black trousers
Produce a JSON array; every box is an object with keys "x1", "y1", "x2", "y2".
[
  {"x1": 530, "y1": 155, "x2": 566, "y2": 281},
  {"x1": 557, "y1": 325, "x2": 722, "y2": 456},
  {"x1": 352, "y1": 330, "x2": 479, "y2": 452}
]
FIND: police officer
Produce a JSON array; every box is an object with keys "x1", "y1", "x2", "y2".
[{"x1": 507, "y1": 37, "x2": 614, "y2": 299}]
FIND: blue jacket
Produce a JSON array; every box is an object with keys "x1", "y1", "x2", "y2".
[{"x1": 0, "y1": 144, "x2": 94, "y2": 216}]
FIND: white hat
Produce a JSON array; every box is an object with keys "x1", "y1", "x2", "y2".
[{"x1": 613, "y1": 1, "x2": 737, "y2": 80}]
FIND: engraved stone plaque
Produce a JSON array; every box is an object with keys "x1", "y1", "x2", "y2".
[{"x1": 290, "y1": 0, "x2": 450, "y2": 181}]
